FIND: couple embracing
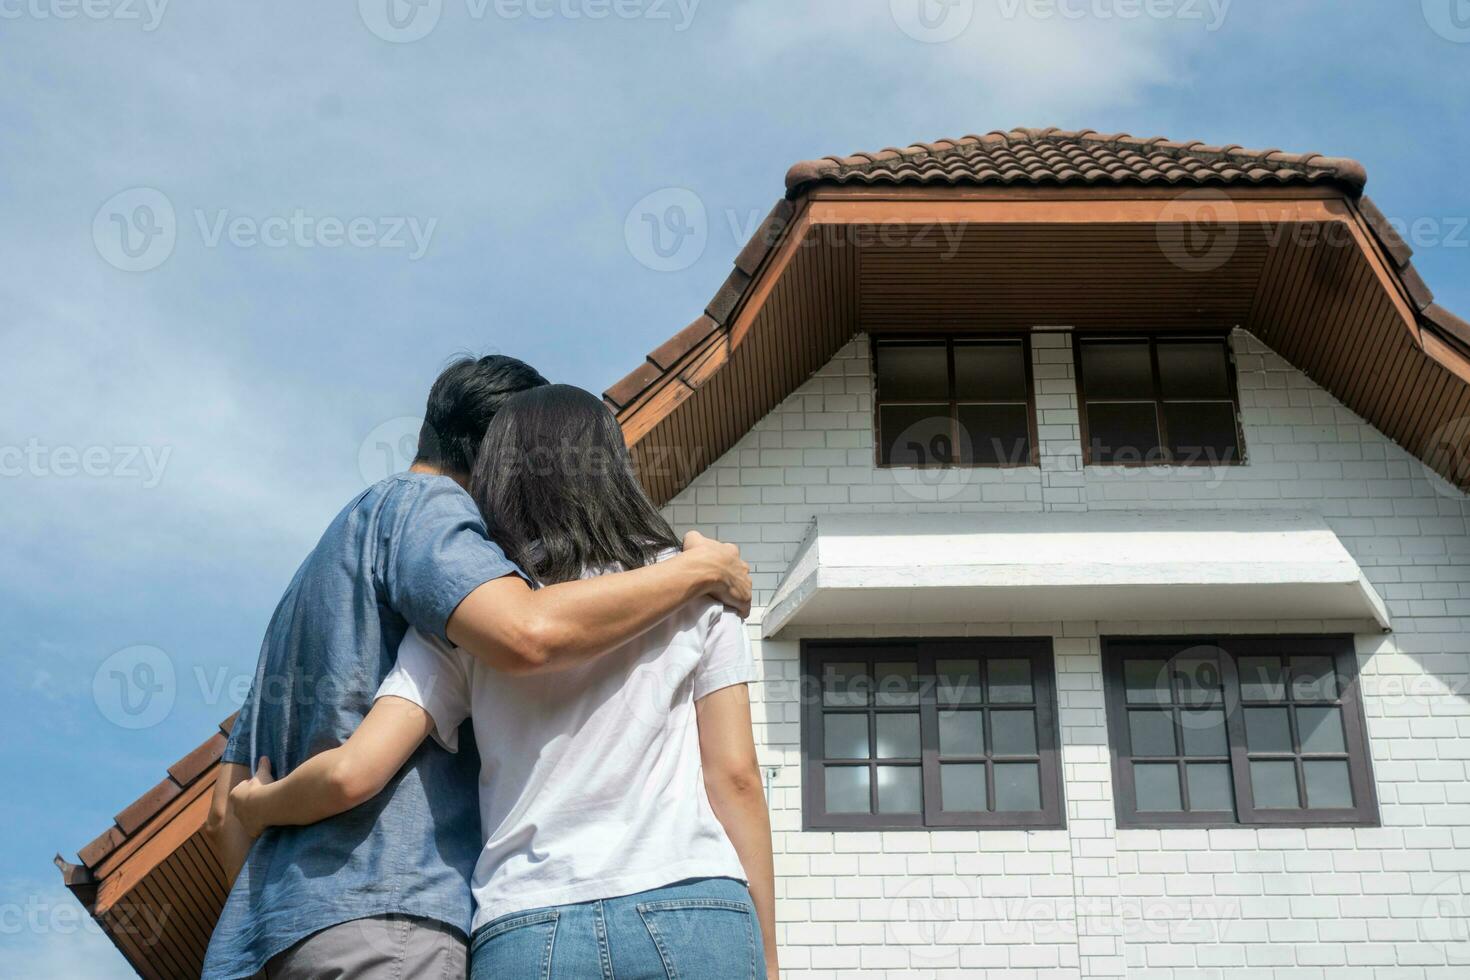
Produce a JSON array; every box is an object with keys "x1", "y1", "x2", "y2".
[{"x1": 201, "y1": 355, "x2": 777, "y2": 980}]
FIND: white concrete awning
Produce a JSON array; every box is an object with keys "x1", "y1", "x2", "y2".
[{"x1": 761, "y1": 510, "x2": 1391, "y2": 637}]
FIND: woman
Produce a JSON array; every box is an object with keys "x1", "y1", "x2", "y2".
[{"x1": 230, "y1": 385, "x2": 777, "y2": 980}]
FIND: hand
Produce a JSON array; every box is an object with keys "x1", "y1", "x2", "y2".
[
  {"x1": 681, "y1": 530, "x2": 752, "y2": 618},
  {"x1": 229, "y1": 756, "x2": 276, "y2": 839}
]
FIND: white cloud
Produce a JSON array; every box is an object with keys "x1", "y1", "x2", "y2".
[{"x1": 724, "y1": 0, "x2": 1198, "y2": 117}]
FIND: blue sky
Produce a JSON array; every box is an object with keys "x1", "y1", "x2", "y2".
[{"x1": 1, "y1": 1, "x2": 1466, "y2": 973}]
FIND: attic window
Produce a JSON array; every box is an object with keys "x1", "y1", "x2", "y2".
[
  {"x1": 873, "y1": 336, "x2": 1037, "y2": 467},
  {"x1": 1075, "y1": 335, "x2": 1245, "y2": 466}
]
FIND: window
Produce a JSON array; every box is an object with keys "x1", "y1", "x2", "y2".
[
  {"x1": 1104, "y1": 636, "x2": 1377, "y2": 828},
  {"x1": 802, "y1": 639, "x2": 1063, "y2": 830},
  {"x1": 1075, "y1": 335, "x2": 1244, "y2": 466},
  {"x1": 873, "y1": 336, "x2": 1036, "y2": 467}
]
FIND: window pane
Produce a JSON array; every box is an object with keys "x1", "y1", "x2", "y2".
[
  {"x1": 1187, "y1": 763, "x2": 1234, "y2": 812},
  {"x1": 876, "y1": 343, "x2": 947, "y2": 401},
  {"x1": 937, "y1": 660, "x2": 982, "y2": 703},
  {"x1": 822, "y1": 662, "x2": 870, "y2": 707},
  {"x1": 1181, "y1": 709, "x2": 1228, "y2": 756},
  {"x1": 1250, "y1": 760, "x2": 1300, "y2": 809},
  {"x1": 876, "y1": 766, "x2": 922, "y2": 813},
  {"x1": 1128, "y1": 710, "x2": 1177, "y2": 757},
  {"x1": 1297, "y1": 706, "x2": 1346, "y2": 754},
  {"x1": 1080, "y1": 341, "x2": 1152, "y2": 399},
  {"x1": 1291, "y1": 656, "x2": 1339, "y2": 701},
  {"x1": 939, "y1": 709, "x2": 984, "y2": 757},
  {"x1": 987, "y1": 658, "x2": 1034, "y2": 704},
  {"x1": 874, "y1": 662, "x2": 920, "y2": 706},
  {"x1": 1125, "y1": 659, "x2": 1171, "y2": 704},
  {"x1": 824, "y1": 766, "x2": 870, "y2": 814},
  {"x1": 1238, "y1": 656, "x2": 1285, "y2": 701},
  {"x1": 1158, "y1": 341, "x2": 1230, "y2": 399},
  {"x1": 941, "y1": 763, "x2": 987, "y2": 812},
  {"x1": 991, "y1": 710, "x2": 1038, "y2": 756},
  {"x1": 957, "y1": 403, "x2": 1030, "y2": 465},
  {"x1": 1087, "y1": 403, "x2": 1163, "y2": 463},
  {"x1": 1245, "y1": 707, "x2": 1293, "y2": 753},
  {"x1": 1303, "y1": 760, "x2": 1353, "y2": 809},
  {"x1": 1162, "y1": 402, "x2": 1240, "y2": 465},
  {"x1": 994, "y1": 762, "x2": 1042, "y2": 811},
  {"x1": 1134, "y1": 762, "x2": 1183, "y2": 811},
  {"x1": 955, "y1": 341, "x2": 1026, "y2": 401},
  {"x1": 879, "y1": 405, "x2": 953, "y2": 466},
  {"x1": 1174, "y1": 653, "x2": 1223, "y2": 704},
  {"x1": 875, "y1": 713, "x2": 920, "y2": 759},
  {"x1": 823, "y1": 714, "x2": 869, "y2": 759}
]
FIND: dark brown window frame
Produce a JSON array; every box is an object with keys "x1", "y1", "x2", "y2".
[
  {"x1": 871, "y1": 334, "x2": 1040, "y2": 469},
  {"x1": 801, "y1": 638, "x2": 1065, "y2": 831},
  {"x1": 1103, "y1": 635, "x2": 1379, "y2": 829},
  {"x1": 1073, "y1": 332, "x2": 1247, "y2": 467}
]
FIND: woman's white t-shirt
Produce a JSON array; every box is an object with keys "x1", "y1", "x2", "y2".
[{"x1": 375, "y1": 568, "x2": 756, "y2": 929}]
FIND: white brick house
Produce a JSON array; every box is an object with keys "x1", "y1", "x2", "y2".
[
  {"x1": 662, "y1": 329, "x2": 1470, "y2": 978},
  {"x1": 62, "y1": 128, "x2": 1470, "y2": 978}
]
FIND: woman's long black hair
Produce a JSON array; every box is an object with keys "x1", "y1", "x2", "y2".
[{"x1": 470, "y1": 384, "x2": 680, "y2": 586}]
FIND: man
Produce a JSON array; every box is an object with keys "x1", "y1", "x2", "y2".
[{"x1": 201, "y1": 355, "x2": 750, "y2": 980}]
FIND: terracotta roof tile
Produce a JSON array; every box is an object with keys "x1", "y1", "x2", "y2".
[
  {"x1": 705, "y1": 268, "x2": 753, "y2": 326},
  {"x1": 649, "y1": 315, "x2": 719, "y2": 371},
  {"x1": 168, "y1": 731, "x2": 229, "y2": 787},
  {"x1": 734, "y1": 200, "x2": 796, "y2": 276},
  {"x1": 114, "y1": 777, "x2": 183, "y2": 836},
  {"x1": 604, "y1": 359, "x2": 665, "y2": 411},
  {"x1": 785, "y1": 128, "x2": 1369, "y2": 197}
]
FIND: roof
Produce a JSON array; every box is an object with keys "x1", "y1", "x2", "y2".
[
  {"x1": 784, "y1": 127, "x2": 1369, "y2": 198},
  {"x1": 57, "y1": 715, "x2": 236, "y2": 979},
  {"x1": 604, "y1": 127, "x2": 1470, "y2": 505},
  {"x1": 605, "y1": 127, "x2": 1378, "y2": 416}
]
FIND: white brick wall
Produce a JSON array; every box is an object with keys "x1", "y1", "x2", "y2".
[{"x1": 662, "y1": 330, "x2": 1470, "y2": 979}]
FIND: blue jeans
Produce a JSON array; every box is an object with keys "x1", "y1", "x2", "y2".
[{"x1": 469, "y1": 878, "x2": 764, "y2": 980}]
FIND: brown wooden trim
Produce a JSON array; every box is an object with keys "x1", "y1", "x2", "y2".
[
  {"x1": 803, "y1": 185, "x2": 1350, "y2": 203},
  {"x1": 805, "y1": 197, "x2": 1352, "y2": 229},
  {"x1": 96, "y1": 779, "x2": 216, "y2": 912}
]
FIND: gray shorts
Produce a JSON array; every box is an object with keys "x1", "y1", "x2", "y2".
[{"x1": 257, "y1": 915, "x2": 467, "y2": 980}]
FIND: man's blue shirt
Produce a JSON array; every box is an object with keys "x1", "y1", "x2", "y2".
[{"x1": 201, "y1": 473, "x2": 522, "y2": 979}]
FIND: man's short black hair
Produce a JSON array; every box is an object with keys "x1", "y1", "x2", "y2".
[{"x1": 414, "y1": 354, "x2": 549, "y2": 476}]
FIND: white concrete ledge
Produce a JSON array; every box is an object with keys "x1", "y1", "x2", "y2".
[{"x1": 761, "y1": 510, "x2": 1391, "y2": 638}]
